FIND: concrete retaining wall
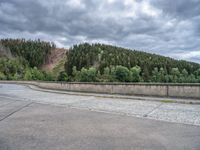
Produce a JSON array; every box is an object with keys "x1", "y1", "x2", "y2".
[{"x1": 0, "y1": 81, "x2": 200, "y2": 99}]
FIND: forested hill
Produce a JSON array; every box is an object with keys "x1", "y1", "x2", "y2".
[
  {"x1": 0, "y1": 39, "x2": 56, "y2": 67},
  {"x1": 65, "y1": 43, "x2": 200, "y2": 82},
  {"x1": 0, "y1": 39, "x2": 58, "y2": 81},
  {"x1": 0, "y1": 39, "x2": 200, "y2": 82}
]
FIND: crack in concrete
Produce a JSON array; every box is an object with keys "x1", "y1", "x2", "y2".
[
  {"x1": 0, "y1": 102, "x2": 34, "y2": 122},
  {"x1": 143, "y1": 103, "x2": 163, "y2": 117}
]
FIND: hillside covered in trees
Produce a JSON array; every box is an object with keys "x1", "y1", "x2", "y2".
[
  {"x1": 0, "y1": 39, "x2": 56, "y2": 67},
  {"x1": 0, "y1": 39, "x2": 200, "y2": 83},
  {"x1": 0, "y1": 39, "x2": 56, "y2": 80},
  {"x1": 65, "y1": 43, "x2": 200, "y2": 83}
]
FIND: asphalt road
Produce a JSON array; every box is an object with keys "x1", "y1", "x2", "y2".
[{"x1": 0, "y1": 83, "x2": 200, "y2": 150}]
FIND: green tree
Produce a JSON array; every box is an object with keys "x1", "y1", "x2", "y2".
[
  {"x1": 44, "y1": 72, "x2": 55, "y2": 81},
  {"x1": 72, "y1": 66, "x2": 81, "y2": 81},
  {"x1": 0, "y1": 72, "x2": 6, "y2": 80},
  {"x1": 24, "y1": 67, "x2": 45, "y2": 80},
  {"x1": 24, "y1": 69, "x2": 32, "y2": 80},
  {"x1": 182, "y1": 69, "x2": 188, "y2": 77},
  {"x1": 151, "y1": 67, "x2": 166, "y2": 82},
  {"x1": 194, "y1": 69, "x2": 200, "y2": 82},
  {"x1": 110, "y1": 66, "x2": 117, "y2": 80},
  {"x1": 178, "y1": 69, "x2": 189, "y2": 83},
  {"x1": 12, "y1": 73, "x2": 20, "y2": 80},
  {"x1": 152, "y1": 67, "x2": 159, "y2": 82},
  {"x1": 100, "y1": 67, "x2": 111, "y2": 82},
  {"x1": 80, "y1": 67, "x2": 97, "y2": 82},
  {"x1": 171, "y1": 68, "x2": 180, "y2": 83},
  {"x1": 103, "y1": 67, "x2": 110, "y2": 75},
  {"x1": 31, "y1": 67, "x2": 45, "y2": 80},
  {"x1": 57, "y1": 71, "x2": 69, "y2": 81},
  {"x1": 130, "y1": 66, "x2": 141, "y2": 82},
  {"x1": 159, "y1": 67, "x2": 166, "y2": 82},
  {"x1": 187, "y1": 74, "x2": 197, "y2": 83},
  {"x1": 114, "y1": 65, "x2": 130, "y2": 82},
  {"x1": 164, "y1": 74, "x2": 173, "y2": 83},
  {"x1": 142, "y1": 65, "x2": 150, "y2": 82}
]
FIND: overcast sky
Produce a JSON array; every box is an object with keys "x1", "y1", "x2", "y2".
[{"x1": 0, "y1": 0, "x2": 200, "y2": 63}]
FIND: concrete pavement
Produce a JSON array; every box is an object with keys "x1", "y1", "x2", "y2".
[
  {"x1": 0, "y1": 83, "x2": 200, "y2": 126},
  {"x1": 0, "y1": 83, "x2": 200, "y2": 150}
]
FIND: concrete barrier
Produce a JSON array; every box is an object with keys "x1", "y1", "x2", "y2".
[{"x1": 0, "y1": 81, "x2": 200, "y2": 99}]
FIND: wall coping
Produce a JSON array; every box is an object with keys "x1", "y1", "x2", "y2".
[{"x1": 0, "y1": 80, "x2": 200, "y2": 86}]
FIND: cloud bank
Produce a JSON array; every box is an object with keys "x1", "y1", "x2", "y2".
[{"x1": 0, "y1": 0, "x2": 200, "y2": 63}]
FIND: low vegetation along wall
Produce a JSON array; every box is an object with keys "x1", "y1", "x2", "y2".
[{"x1": 1, "y1": 81, "x2": 200, "y2": 99}]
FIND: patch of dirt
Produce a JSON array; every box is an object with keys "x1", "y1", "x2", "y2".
[
  {"x1": 41, "y1": 48, "x2": 68, "y2": 72},
  {"x1": 0, "y1": 43, "x2": 12, "y2": 58}
]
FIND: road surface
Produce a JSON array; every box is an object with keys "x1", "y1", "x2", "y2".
[{"x1": 0, "y1": 83, "x2": 200, "y2": 150}]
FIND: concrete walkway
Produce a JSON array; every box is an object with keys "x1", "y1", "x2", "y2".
[
  {"x1": 0, "y1": 83, "x2": 200, "y2": 150},
  {"x1": 0, "y1": 83, "x2": 200, "y2": 126}
]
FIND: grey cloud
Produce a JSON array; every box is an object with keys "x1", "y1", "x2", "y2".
[
  {"x1": 150, "y1": 0, "x2": 200, "y2": 19},
  {"x1": 0, "y1": 0, "x2": 200, "y2": 63}
]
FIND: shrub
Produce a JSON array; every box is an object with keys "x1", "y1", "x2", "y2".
[
  {"x1": 80, "y1": 67, "x2": 97, "y2": 82},
  {"x1": 130, "y1": 66, "x2": 141, "y2": 82},
  {"x1": 57, "y1": 71, "x2": 69, "y2": 81},
  {"x1": 0, "y1": 72, "x2": 6, "y2": 80},
  {"x1": 115, "y1": 65, "x2": 131, "y2": 82}
]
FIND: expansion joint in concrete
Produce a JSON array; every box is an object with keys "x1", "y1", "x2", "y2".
[
  {"x1": 0, "y1": 102, "x2": 34, "y2": 122},
  {"x1": 143, "y1": 103, "x2": 163, "y2": 117}
]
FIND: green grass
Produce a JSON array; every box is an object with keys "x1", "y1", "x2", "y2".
[
  {"x1": 160, "y1": 100, "x2": 175, "y2": 103},
  {"x1": 52, "y1": 56, "x2": 66, "y2": 77}
]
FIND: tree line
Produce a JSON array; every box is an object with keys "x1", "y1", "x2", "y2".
[
  {"x1": 0, "y1": 38, "x2": 55, "y2": 67},
  {"x1": 0, "y1": 39, "x2": 55, "y2": 80},
  {"x1": 64, "y1": 43, "x2": 200, "y2": 83},
  {"x1": 0, "y1": 39, "x2": 200, "y2": 83},
  {"x1": 0, "y1": 58, "x2": 54, "y2": 81},
  {"x1": 58, "y1": 65, "x2": 200, "y2": 83}
]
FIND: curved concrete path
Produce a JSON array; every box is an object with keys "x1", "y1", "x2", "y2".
[
  {"x1": 0, "y1": 83, "x2": 200, "y2": 126},
  {"x1": 0, "y1": 83, "x2": 200, "y2": 150}
]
